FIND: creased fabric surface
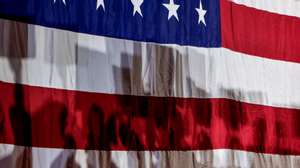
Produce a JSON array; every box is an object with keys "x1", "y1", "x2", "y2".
[{"x1": 1, "y1": 0, "x2": 300, "y2": 167}]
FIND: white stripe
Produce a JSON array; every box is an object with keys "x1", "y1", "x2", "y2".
[
  {"x1": 230, "y1": 0, "x2": 300, "y2": 18},
  {"x1": 1, "y1": 19, "x2": 300, "y2": 109},
  {"x1": 0, "y1": 144, "x2": 299, "y2": 168}
]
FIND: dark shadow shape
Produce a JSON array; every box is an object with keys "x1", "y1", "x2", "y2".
[
  {"x1": 0, "y1": 18, "x2": 36, "y2": 168},
  {"x1": 219, "y1": 87, "x2": 264, "y2": 130},
  {"x1": 87, "y1": 104, "x2": 105, "y2": 149},
  {"x1": 0, "y1": 19, "x2": 32, "y2": 147},
  {"x1": 32, "y1": 100, "x2": 76, "y2": 149},
  {"x1": 251, "y1": 118, "x2": 267, "y2": 152}
]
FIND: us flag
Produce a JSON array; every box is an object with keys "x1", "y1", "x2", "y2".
[{"x1": 0, "y1": 0, "x2": 300, "y2": 167}]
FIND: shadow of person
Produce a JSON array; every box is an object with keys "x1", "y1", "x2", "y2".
[
  {"x1": 87, "y1": 104, "x2": 106, "y2": 149},
  {"x1": 33, "y1": 100, "x2": 76, "y2": 149},
  {"x1": 9, "y1": 83, "x2": 31, "y2": 146},
  {"x1": 34, "y1": 101, "x2": 78, "y2": 168},
  {"x1": 0, "y1": 19, "x2": 32, "y2": 148},
  {"x1": 219, "y1": 87, "x2": 265, "y2": 152},
  {"x1": 86, "y1": 104, "x2": 111, "y2": 167},
  {"x1": 0, "y1": 18, "x2": 36, "y2": 168}
]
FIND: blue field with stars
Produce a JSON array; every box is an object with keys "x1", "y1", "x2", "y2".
[{"x1": 0, "y1": 0, "x2": 221, "y2": 47}]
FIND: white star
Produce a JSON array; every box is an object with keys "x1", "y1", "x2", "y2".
[
  {"x1": 54, "y1": 0, "x2": 66, "y2": 5},
  {"x1": 195, "y1": 0, "x2": 207, "y2": 26},
  {"x1": 131, "y1": 0, "x2": 144, "y2": 17},
  {"x1": 97, "y1": 0, "x2": 105, "y2": 10},
  {"x1": 163, "y1": 0, "x2": 180, "y2": 21}
]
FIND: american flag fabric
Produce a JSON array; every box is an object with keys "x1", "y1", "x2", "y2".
[{"x1": 0, "y1": 0, "x2": 300, "y2": 167}]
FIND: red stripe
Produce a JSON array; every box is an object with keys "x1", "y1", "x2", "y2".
[
  {"x1": 0, "y1": 81, "x2": 300, "y2": 154},
  {"x1": 221, "y1": 0, "x2": 300, "y2": 63}
]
